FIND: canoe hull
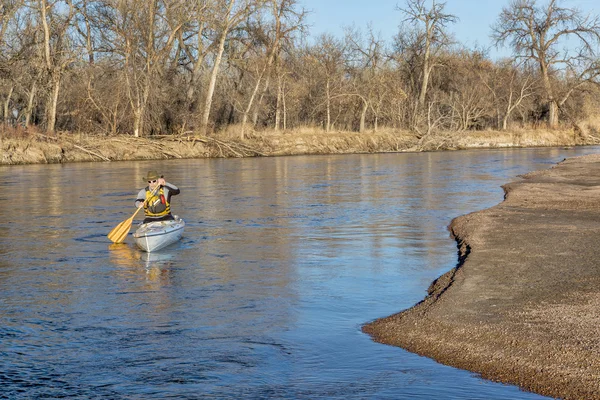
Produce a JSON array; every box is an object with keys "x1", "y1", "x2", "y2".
[{"x1": 133, "y1": 216, "x2": 185, "y2": 252}]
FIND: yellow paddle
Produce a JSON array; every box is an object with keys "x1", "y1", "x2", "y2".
[{"x1": 107, "y1": 184, "x2": 160, "y2": 244}]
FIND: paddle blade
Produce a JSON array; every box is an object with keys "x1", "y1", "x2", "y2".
[{"x1": 107, "y1": 217, "x2": 134, "y2": 243}]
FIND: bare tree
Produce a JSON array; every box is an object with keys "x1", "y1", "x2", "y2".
[
  {"x1": 306, "y1": 34, "x2": 345, "y2": 132},
  {"x1": 239, "y1": 0, "x2": 304, "y2": 138},
  {"x1": 251, "y1": 0, "x2": 304, "y2": 128},
  {"x1": 17, "y1": 20, "x2": 45, "y2": 129},
  {"x1": 0, "y1": 1, "x2": 24, "y2": 125},
  {"x1": 70, "y1": 0, "x2": 98, "y2": 65},
  {"x1": 177, "y1": 0, "x2": 210, "y2": 129},
  {"x1": 100, "y1": 0, "x2": 184, "y2": 137},
  {"x1": 492, "y1": 0, "x2": 600, "y2": 128},
  {"x1": 445, "y1": 52, "x2": 494, "y2": 130},
  {"x1": 1, "y1": 1, "x2": 25, "y2": 47},
  {"x1": 37, "y1": 0, "x2": 77, "y2": 133},
  {"x1": 273, "y1": 65, "x2": 288, "y2": 130},
  {"x1": 200, "y1": 0, "x2": 261, "y2": 135},
  {"x1": 479, "y1": 59, "x2": 536, "y2": 130},
  {"x1": 344, "y1": 24, "x2": 391, "y2": 132},
  {"x1": 3, "y1": 0, "x2": 600, "y2": 138},
  {"x1": 396, "y1": 0, "x2": 457, "y2": 110}
]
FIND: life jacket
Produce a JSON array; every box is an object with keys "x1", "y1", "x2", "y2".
[{"x1": 144, "y1": 186, "x2": 170, "y2": 218}]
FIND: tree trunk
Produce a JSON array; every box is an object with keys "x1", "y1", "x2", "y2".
[
  {"x1": 47, "y1": 73, "x2": 61, "y2": 134},
  {"x1": 133, "y1": 108, "x2": 142, "y2": 137},
  {"x1": 186, "y1": 66, "x2": 202, "y2": 112},
  {"x1": 282, "y1": 84, "x2": 287, "y2": 130},
  {"x1": 82, "y1": 0, "x2": 95, "y2": 64},
  {"x1": 326, "y1": 79, "x2": 331, "y2": 132},
  {"x1": 539, "y1": 60, "x2": 559, "y2": 128},
  {"x1": 41, "y1": 0, "x2": 52, "y2": 71},
  {"x1": 185, "y1": 27, "x2": 206, "y2": 116},
  {"x1": 3, "y1": 85, "x2": 13, "y2": 125},
  {"x1": 549, "y1": 100, "x2": 559, "y2": 128},
  {"x1": 241, "y1": 73, "x2": 263, "y2": 139},
  {"x1": 134, "y1": 80, "x2": 151, "y2": 137},
  {"x1": 25, "y1": 81, "x2": 37, "y2": 129},
  {"x1": 275, "y1": 75, "x2": 282, "y2": 130},
  {"x1": 252, "y1": 74, "x2": 271, "y2": 126},
  {"x1": 419, "y1": 63, "x2": 430, "y2": 109},
  {"x1": 419, "y1": 35, "x2": 431, "y2": 109},
  {"x1": 359, "y1": 99, "x2": 368, "y2": 133},
  {"x1": 201, "y1": 30, "x2": 228, "y2": 135}
]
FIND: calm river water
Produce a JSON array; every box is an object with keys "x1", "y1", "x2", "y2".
[{"x1": 2, "y1": 146, "x2": 599, "y2": 399}]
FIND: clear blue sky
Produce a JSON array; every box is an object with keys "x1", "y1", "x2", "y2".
[{"x1": 299, "y1": 0, "x2": 597, "y2": 60}]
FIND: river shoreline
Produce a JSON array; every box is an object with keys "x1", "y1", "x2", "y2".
[
  {"x1": 363, "y1": 153, "x2": 600, "y2": 399},
  {"x1": 0, "y1": 127, "x2": 595, "y2": 165},
  {"x1": 5, "y1": 128, "x2": 600, "y2": 398}
]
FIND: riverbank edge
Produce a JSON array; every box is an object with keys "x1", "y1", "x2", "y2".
[
  {"x1": 1, "y1": 127, "x2": 595, "y2": 165},
  {"x1": 362, "y1": 153, "x2": 600, "y2": 399}
]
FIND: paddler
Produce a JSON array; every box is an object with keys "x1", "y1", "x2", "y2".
[{"x1": 135, "y1": 170, "x2": 181, "y2": 224}]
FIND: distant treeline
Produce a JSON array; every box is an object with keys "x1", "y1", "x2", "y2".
[{"x1": 1, "y1": 0, "x2": 600, "y2": 138}]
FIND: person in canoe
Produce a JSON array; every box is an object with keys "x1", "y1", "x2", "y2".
[{"x1": 136, "y1": 170, "x2": 181, "y2": 224}]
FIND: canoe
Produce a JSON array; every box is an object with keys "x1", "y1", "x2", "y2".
[{"x1": 133, "y1": 215, "x2": 185, "y2": 252}]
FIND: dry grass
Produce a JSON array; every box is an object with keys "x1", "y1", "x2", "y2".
[
  {"x1": 1, "y1": 125, "x2": 597, "y2": 165},
  {"x1": 449, "y1": 127, "x2": 590, "y2": 149},
  {"x1": 0, "y1": 125, "x2": 32, "y2": 139}
]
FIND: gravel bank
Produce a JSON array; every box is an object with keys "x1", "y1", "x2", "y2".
[{"x1": 363, "y1": 153, "x2": 600, "y2": 399}]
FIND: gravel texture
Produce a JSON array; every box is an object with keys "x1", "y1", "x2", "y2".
[{"x1": 363, "y1": 153, "x2": 600, "y2": 399}]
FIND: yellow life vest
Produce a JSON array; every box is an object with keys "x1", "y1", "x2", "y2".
[{"x1": 144, "y1": 186, "x2": 171, "y2": 217}]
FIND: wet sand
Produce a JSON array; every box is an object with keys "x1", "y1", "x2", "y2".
[{"x1": 363, "y1": 153, "x2": 600, "y2": 399}]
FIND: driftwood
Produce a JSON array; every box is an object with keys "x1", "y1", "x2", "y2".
[
  {"x1": 72, "y1": 143, "x2": 111, "y2": 161},
  {"x1": 141, "y1": 140, "x2": 183, "y2": 159},
  {"x1": 177, "y1": 133, "x2": 269, "y2": 157},
  {"x1": 111, "y1": 134, "x2": 268, "y2": 158},
  {"x1": 108, "y1": 136, "x2": 183, "y2": 158},
  {"x1": 34, "y1": 132, "x2": 111, "y2": 161}
]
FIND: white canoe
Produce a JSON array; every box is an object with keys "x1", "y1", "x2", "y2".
[{"x1": 133, "y1": 216, "x2": 185, "y2": 252}]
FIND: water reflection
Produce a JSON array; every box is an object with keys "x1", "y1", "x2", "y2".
[
  {"x1": 2, "y1": 147, "x2": 599, "y2": 399},
  {"x1": 109, "y1": 243, "x2": 174, "y2": 286}
]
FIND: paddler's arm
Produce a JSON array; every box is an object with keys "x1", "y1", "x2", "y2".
[
  {"x1": 135, "y1": 188, "x2": 146, "y2": 209},
  {"x1": 160, "y1": 180, "x2": 180, "y2": 202},
  {"x1": 163, "y1": 183, "x2": 180, "y2": 195}
]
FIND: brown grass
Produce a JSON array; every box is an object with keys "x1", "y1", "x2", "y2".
[
  {"x1": 1, "y1": 125, "x2": 597, "y2": 166},
  {"x1": 452, "y1": 128, "x2": 582, "y2": 149}
]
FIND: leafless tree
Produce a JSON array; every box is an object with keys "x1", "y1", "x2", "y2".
[
  {"x1": 492, "y1": 0, "x2": 600, "y2": 128},
  {"x1": 479, "y1": 59, "x2": 536, "y2": 130},
  {"x1": 344, "y1": 24, "x2": 390, "y2": 132},
  {"x1": 446, "y1": 53, "x2": 494, "y2": 131},
  {"x1": 305, "y1": 35, "x2": 346, "y2": 132},
  {"x1": 176, "y1": 0, "x2": 210, "y2": 129},
  {"x1": 396, "y1": 0, "x2": 457, "y2": 111},
  {"x1": 98, "y1": 0, "x2": 184, "y2": 137},
  {"x1": 200, "y1": 0, "x2": 262, "y2": 135},
  {"x1": 238, "y1": 0, "x2": 305, "y2": 138},
  {"x1": 0, "y1": 1, "x2": 23, "y2": 125},
  {"x1": 36, "y1": 0, "x2": 77, "y2": 133},
  {"x1": 2, "y1": 0, "x2": 600, "y2": 138}
]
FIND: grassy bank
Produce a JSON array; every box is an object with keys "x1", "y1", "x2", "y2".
[{"x1": 1, "y1": 126, "x2": 599, "y2": 165}]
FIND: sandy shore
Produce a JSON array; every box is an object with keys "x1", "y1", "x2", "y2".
[{"x1": 363, "y1": 153, "x2": 600, "y2": 399}]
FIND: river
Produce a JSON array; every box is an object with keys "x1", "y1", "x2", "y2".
[{"x1": 2, "y1": 146, "x2": 598, "y2": 399}]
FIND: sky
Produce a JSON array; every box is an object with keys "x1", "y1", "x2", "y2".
[{"x1": 299, "y1": 0, "x2": 598, "y2": 60}]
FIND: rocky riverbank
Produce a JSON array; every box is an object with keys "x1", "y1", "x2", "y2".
[
  {"x1": 0, "y1": 127, "x2": 596, "y2": 165},
  {"x1": 363, "y1": 153, "x2": 600, "y2": 399}
]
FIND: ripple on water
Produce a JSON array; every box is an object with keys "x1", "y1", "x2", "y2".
[{"x1": 4, "y1": 149, "x2": 595, "y2": 399}]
